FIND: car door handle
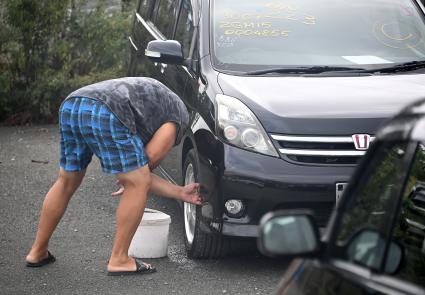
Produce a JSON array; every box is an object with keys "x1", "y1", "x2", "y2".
[{"x1": 128, "y1": 36, "x2": 138, "y2": 51}]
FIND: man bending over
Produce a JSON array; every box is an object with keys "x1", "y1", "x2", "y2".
[{"x1": 25, "y1": 77, "x2": 202, "y2": 275}]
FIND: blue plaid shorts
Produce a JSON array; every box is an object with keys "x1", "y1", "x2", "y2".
[{"x1": 59, "y1": 97, "x2": 148, "y2": 174}]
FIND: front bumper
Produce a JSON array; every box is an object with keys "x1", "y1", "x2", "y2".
[{"x1": 217, "y1": 144, "x2": 356, "y2": 237}]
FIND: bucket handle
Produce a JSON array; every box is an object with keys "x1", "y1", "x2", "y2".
[{"x1": 144, "y1": 209, "x2": 158, "y2": 214}]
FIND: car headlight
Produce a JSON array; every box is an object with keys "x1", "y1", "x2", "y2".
[{"x1": 215, "y1": 94, "x2": 279, "y2": 157}]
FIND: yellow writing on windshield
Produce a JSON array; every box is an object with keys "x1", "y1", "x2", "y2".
[
  {"x1": 217, "y1": 2, "x2": 315, "y2": 39},
  {"x1": 264, "y1": 2, "x2": 297, "y2": 12},
  {"x1": 381, "y1": 23, "x2": 413, "y2": 41},
  {"x1": 303, "y1": 15, "x2": 316, "y2": 25},
  {"x1": 224, "y1": 29, "x2": 290, "y2": 37},
  {"x1": 373, "y1": 20, "x2": 424, "y2": 49},
  {"x1": 224, "y1": 12, "x2": 266, "y2": 19},
  {"x1": 220, "y1": 21, "x2": 273, "y2": 29},
  {"x1": 222, "y1": 11, "x2": 316, "y2": 23}
]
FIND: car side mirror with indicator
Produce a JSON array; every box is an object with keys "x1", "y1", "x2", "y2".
[{"x1": 145, "y1": 40, "x2": 185, "y2": 65}]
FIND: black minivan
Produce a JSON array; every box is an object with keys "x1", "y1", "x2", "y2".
[
  {"x1": 127, "y1": 0, "x2": 425, "y2": 258},
  {"x1": 257, "y1": 98, "x2": 425, "y2": 294}
]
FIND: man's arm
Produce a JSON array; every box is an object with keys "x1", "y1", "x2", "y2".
[
  {"x1": 144, "y1": 122, "x2": 176, "y2": 170},
  {"x1": 150, "y1": 173, "x2": 202, "y2": 204},
  {"x1": 112, "y1": 173, "x2": 203, "y2": 205},
  {"x1": 112, "y1": 122, "x2": 202, "y2": 204}
]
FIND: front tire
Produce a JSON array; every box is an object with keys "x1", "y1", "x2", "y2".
[{"x1": 183, "y1": 150, "x2": 228, "y2": 258}]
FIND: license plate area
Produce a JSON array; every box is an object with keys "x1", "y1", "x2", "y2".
[{"x1": 336, "y1": 183, "x2": 348, "y2": 205}]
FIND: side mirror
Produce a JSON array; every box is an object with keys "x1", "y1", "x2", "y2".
[
  {"x1": 346, "y1": 229, "x2": 404, "y2": 274},
  {"x1": 145, "y1": 40, "x2": 184, "y2": 65},
  {"x1": 258, "y1": 210, "x2": 321, "y2": 257}
]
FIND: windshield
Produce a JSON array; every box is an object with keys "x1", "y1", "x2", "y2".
[{"x1": 211, "y1": 0, "x2": 425, "y2": 72}]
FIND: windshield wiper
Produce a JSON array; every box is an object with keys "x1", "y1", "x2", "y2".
[
  {"x1": 247, "y1": 66, "x2": 365, "y2": 75},
  {"x1": 354, "y1": 60, "x2": 425, "y2": 74}
]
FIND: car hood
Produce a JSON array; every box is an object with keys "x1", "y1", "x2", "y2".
[{"x1": 217, "y1": 73, "x2": 425, "y2": 135}]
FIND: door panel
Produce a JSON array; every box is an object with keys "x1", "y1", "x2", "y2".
[
  {"x1": 161, "y1": 0, "x2": 195, "y2": 96},
  {"x1": 277, "y1": 142, "x2": 424, "y2": 295},
  {"x1": 391, "y1": 143, "x2": 425, "y2": 288},
  {"x1": 278, "y1": 260, "x2": 386, "y2": 295},
  {"x1": 157, "y1": 146, "x2": 182, "y2": 184},
  {"x1": 158, "y1": 0, "x2": 196, "y2": 180}
]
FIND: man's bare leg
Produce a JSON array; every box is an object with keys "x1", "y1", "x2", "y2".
[
  {"x1": 26, "y1": 168, "x2": 86, "y2": 263},
  {"x1": 107, "y1": 165, "x2": 152, "y2": 272}
]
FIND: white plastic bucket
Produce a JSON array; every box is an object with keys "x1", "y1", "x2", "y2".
[{"x1": 128, "y1": 208, "x2": 171, "y2": 258}]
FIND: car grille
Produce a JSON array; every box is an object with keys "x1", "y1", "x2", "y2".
[{"x1": 270, "y1": 134, "x2": 375, "y2": 165}]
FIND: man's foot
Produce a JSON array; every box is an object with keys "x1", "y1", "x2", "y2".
[
  {"x1": 107, "y1": 257, "x2": 155, "y2": 275},
  {"x1": 26, "y1": 248, "x2": 49, "y2": 263},
  {"x1": 108, "y1": 258, "x2": 156, "y2": 276},
  {"x1": 26, "y1": 250, "x2": 56, "y2": 267}
]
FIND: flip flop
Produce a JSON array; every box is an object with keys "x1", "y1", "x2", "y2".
[
  {"x1": 107, "y1": 258, "x2": 157, "y2": 276},
  {"x1": 26, "y1": 251, "x2": 56, "y2": 267}
]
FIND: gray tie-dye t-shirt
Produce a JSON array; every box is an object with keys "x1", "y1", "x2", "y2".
[{"x1": 65, "y1": 77, "x2": 189, "y2": 145}]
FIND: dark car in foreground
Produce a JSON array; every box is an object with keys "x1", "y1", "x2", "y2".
[
  {"x1": 258, "y1": 99, "x2": 425, "y2": 295},
  {"x1": 128, "y1": 0, "x2": 425, "y2": 258}
]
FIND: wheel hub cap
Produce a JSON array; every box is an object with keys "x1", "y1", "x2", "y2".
[{"x1": 184, "y1": 163, "x2": 196, "y2": 245}]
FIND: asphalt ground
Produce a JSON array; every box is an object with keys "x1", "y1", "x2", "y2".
[{"x1": 0, "y1": 125, "x2": 289, "y2": 295}]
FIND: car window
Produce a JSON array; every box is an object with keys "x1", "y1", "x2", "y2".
[
  {"x1": 334, "y1": 142, "x2": 410, "y2": 270},
  {"x1": 154, "y1": 0, "x2": 178, "y2": 37},
  {"x1": 138, "y1": 0, "x2": 156, "y2": 19},
  {"x1": 212, "y1": 0, "x2": 425, "y2": 72},
  {"x1": 391, "y1": 143, "x2": 425, "y2": 287},
  {"x1": 175, "y1": 0, "x2": 194, "y2": 57}
]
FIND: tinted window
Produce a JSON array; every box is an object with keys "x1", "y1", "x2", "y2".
[
  {"x1": 138, "y1": 0, "x2": 155, "y2": 19},
  {"x1": 154, "y1": 0, "x2": 178, "y2": 36},
  {"x1": 334, "y1": 142, "x2": 409, "y2": 270},
  {"x1": 392, "y1": 143, "x2": 425, "y2": 287},
  {"x1": 212, "y1": 0, "x2": 425, "y2": 72},
  {"x1": 175, "y1": 0, "x2": 194, "y2": 57}
]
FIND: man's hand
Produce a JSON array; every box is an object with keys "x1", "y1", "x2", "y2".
[
  {"x1": 111, "y1": 180, "x2": 124, "y2": 197},
  {"x1": 180, "y1": 183, "x2": 203, "y2": 205}
]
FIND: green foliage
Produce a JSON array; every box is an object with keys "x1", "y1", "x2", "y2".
[{"x1": 0, "y1": 0, "x2": 134, "y2": 124}]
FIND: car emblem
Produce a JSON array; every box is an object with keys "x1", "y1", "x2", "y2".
[{"x1": 352, "y1": 134, "x2": 371, "y2": 150}]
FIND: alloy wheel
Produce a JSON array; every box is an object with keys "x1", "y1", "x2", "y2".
[{"x1": 184, "y1": 163, "x2": 196, "y2": 245}]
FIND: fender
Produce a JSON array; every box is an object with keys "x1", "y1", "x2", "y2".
[{"x1": 180, "y1": 112, "x2": 225, "y2": 233}]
